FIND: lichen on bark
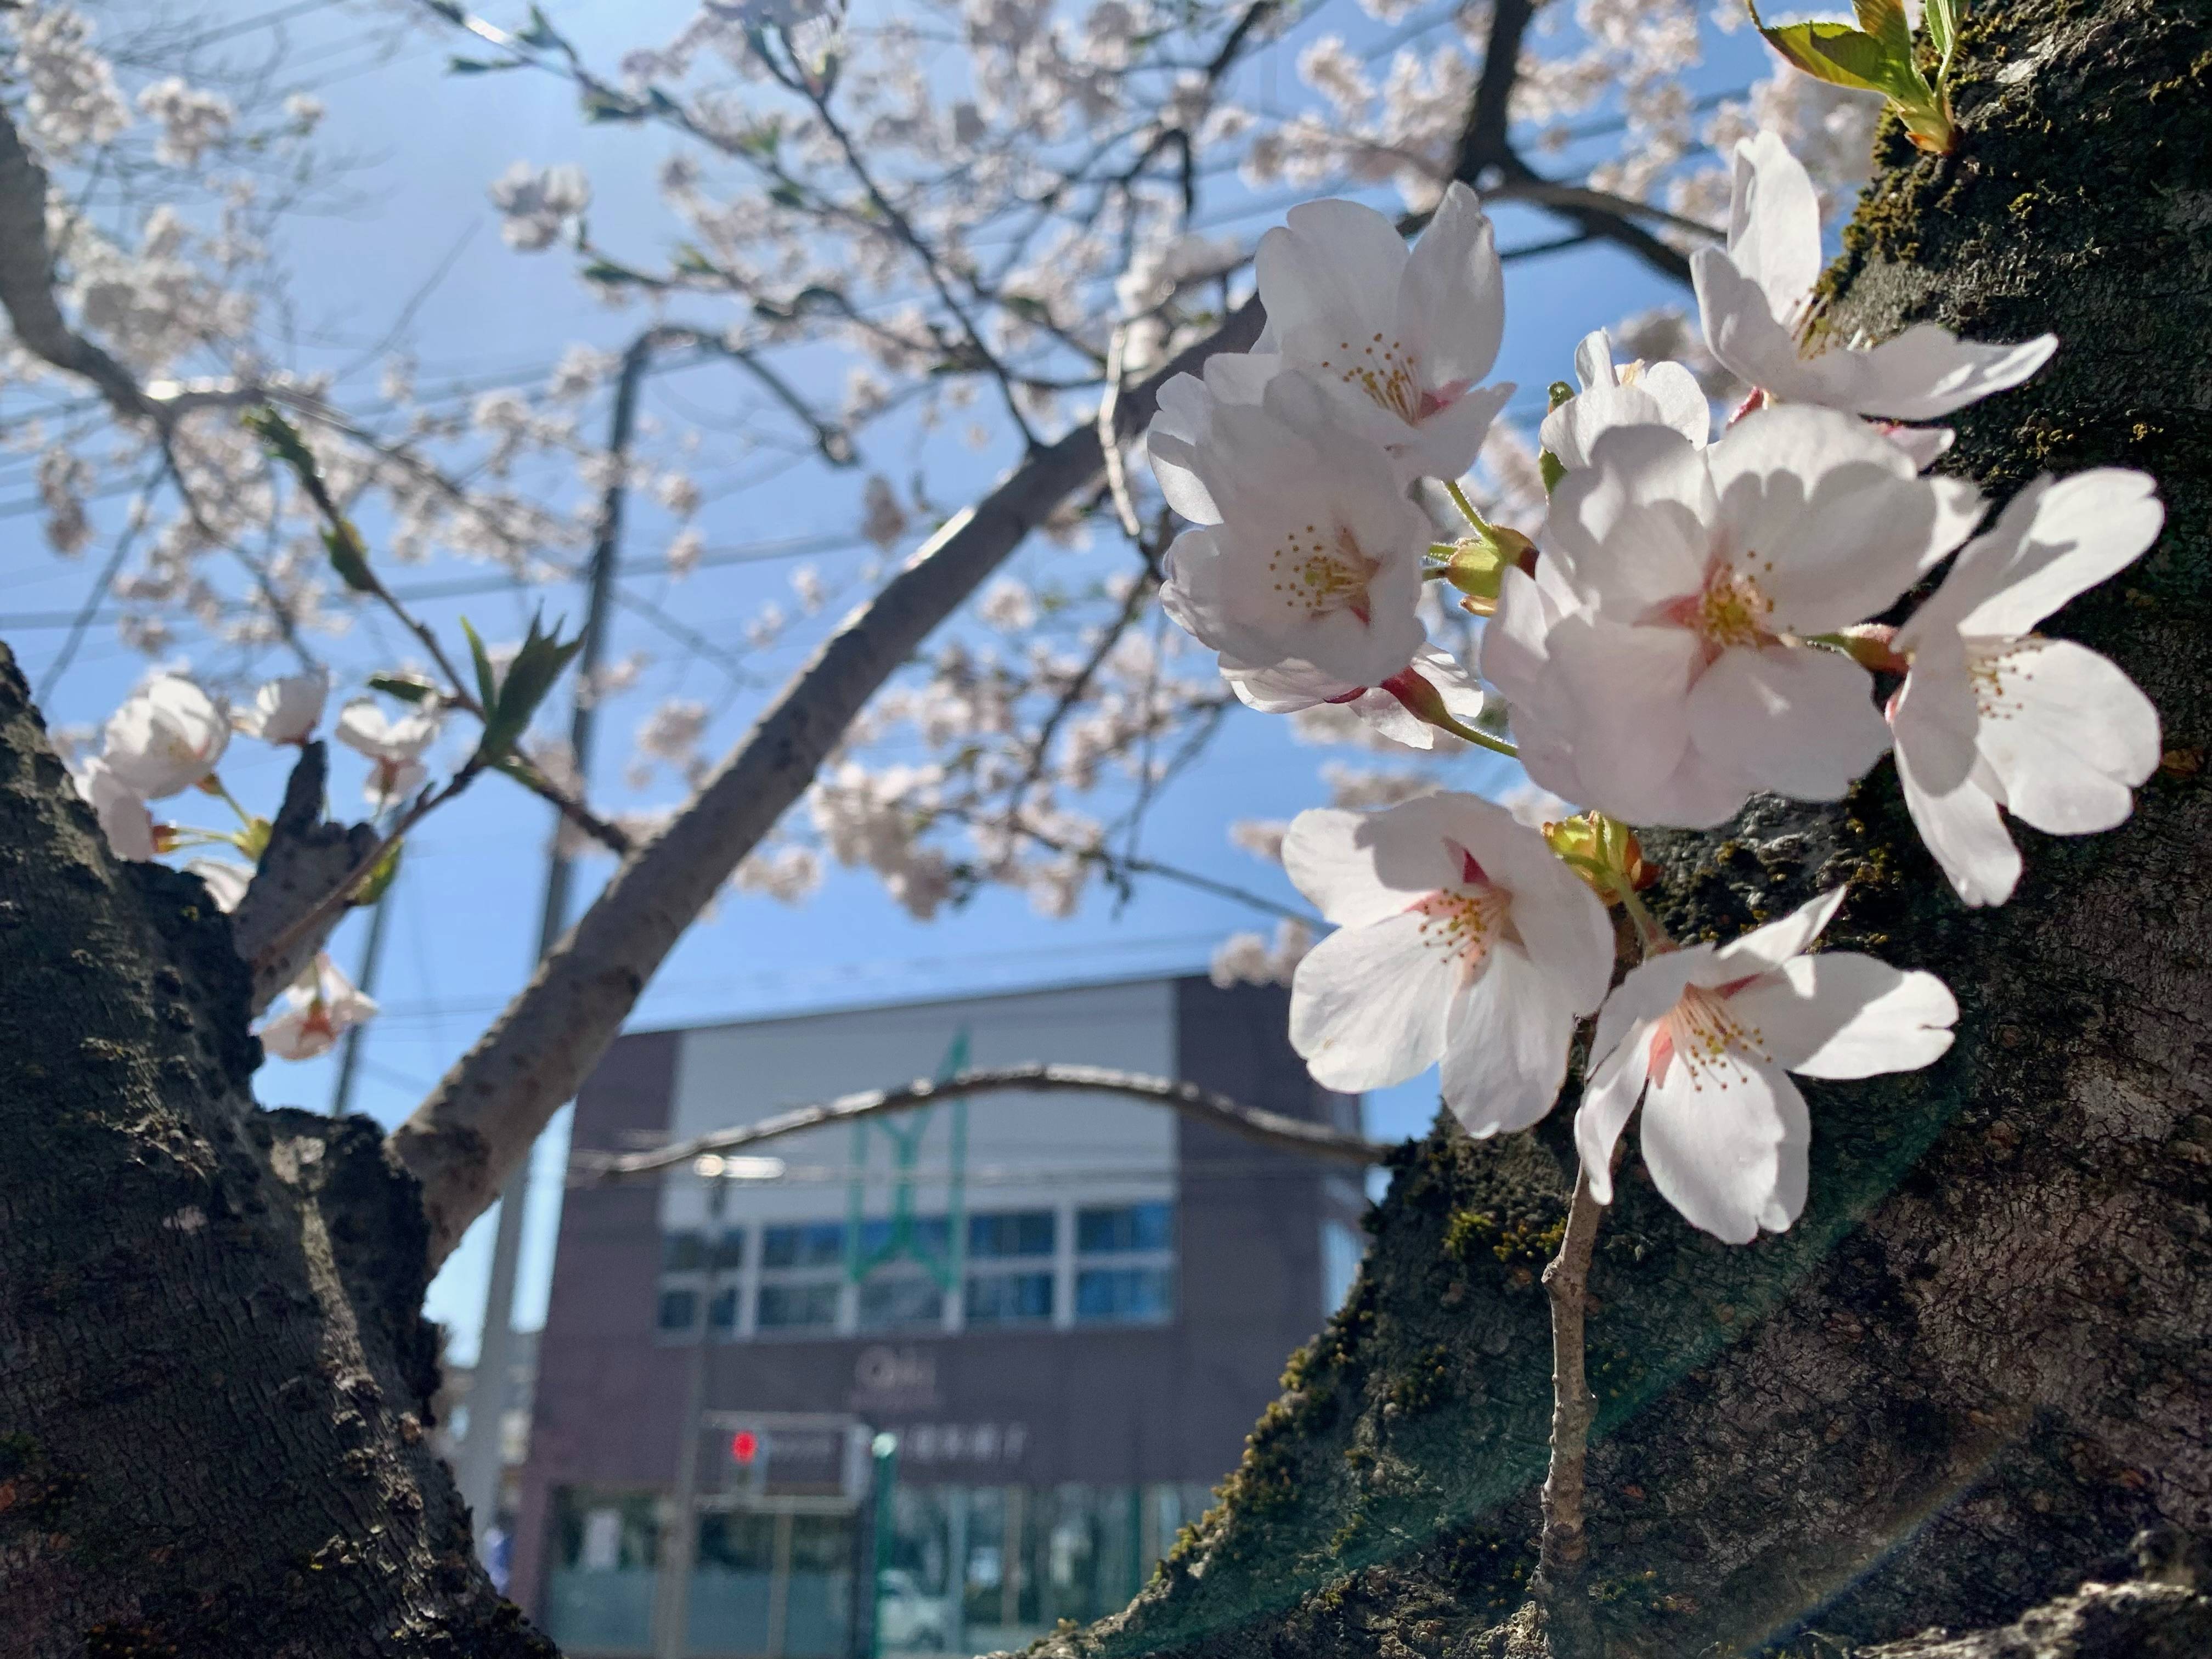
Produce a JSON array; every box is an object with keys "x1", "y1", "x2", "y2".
[{"x1": 1028, "y1": 2, "x2": 2212, "y2": 1655}]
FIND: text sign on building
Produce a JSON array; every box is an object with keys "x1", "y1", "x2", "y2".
[{"x1": 702, "y1": 1412, "x2": 870, "y2": 1500}]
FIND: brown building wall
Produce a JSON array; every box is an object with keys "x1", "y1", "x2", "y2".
[{"x1": 508, "y1": 977, "x2": 1355, "y2": 1622}]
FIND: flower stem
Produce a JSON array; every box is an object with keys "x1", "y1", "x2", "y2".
[
  {"x1": 1444, "y1": 478, "x2": 1486, "y2": 531},
  {"x1": 1535, "y1": 1160, "x2": 1604, "y2": 1651}
]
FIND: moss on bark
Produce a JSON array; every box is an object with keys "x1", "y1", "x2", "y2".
[{"x1": 1032, "y1": 3, "x2": 2212, "y2": 1655}]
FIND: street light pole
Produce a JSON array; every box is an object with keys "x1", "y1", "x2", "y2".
[
  {"x1": 450, "y1": 330, "x2": 663, "y2": 1564},
  {"x1": 652, "y1": 1169, "x2": 730, "y2": 1658}
]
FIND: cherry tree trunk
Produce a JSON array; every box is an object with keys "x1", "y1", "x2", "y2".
[
  {"x1": 0, "y1": 662, "x2": 545, "y2": 1656},
  {"x1": 1046, "y1": 3, "x2": 2212, "y2": 1657},
  {"x1": 1, "y1": 2, "x2": 2208, "y2": 1656}
]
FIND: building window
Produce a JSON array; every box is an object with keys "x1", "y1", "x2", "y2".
[
  {"x1": 1070, "y1": 1203, "x2": 1173, "y2": 1325},
  {"x1": 969, "y1": 1210, "x2": 1054, "y2": 1259},
  {"x1": 662, "y1": 1229, "x2": 706, "y2": 1272},
  {"x1": 758, "y1": 1281, "x2": 840, "y2": 1330},
  {"x1": 966, "y1": 1269, "x2": 1054, "y2": 1327},
  {"x1": 860, "y1": 1273, "x2": 945, "y2": 1331},
  {"x1": 657, "y1": 1287, "x2": 699, "y2": 1333},
  {"x1": 711, "y1": 1227, "x2": 746, "y2": 1271},
  {"x1": 763, "y1": 1221, "x2": 848, "y2": 1269},
  {"x1": 857, "y1": 1216, "x2": 952, "y2": 1261},
  {"x1": 1076, "y1": 1202, "x2": 1173, "y2": 1255},
  {"x1": 708, "y1": 1285, "x2": 740, "y2": 1333},
  {"x1": 1074, "y1": 1267, "x2": 1172, "y2": 1324}
]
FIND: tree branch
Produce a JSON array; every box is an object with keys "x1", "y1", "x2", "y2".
[
  {"x1": 573, "y1": 1063, "x2": 1384, "y2": 1182},
  {"x1": 388, "y1": 294, "x2": 1269, "y2": 1271}
]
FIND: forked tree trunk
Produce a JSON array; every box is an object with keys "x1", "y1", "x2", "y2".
[
  {"x1": 1, "y1": 2, "x2": 2207, "y2": 1655},
  {"x1": 1046, "y1": 3, "x2": 2212, "y2": 1655}
]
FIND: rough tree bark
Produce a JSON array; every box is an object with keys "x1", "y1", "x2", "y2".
[
  {"x1": 1024, "y1": 3, "x2": 2212, "y2": 1656},
  {"x1": 0, "y1": 1, "x2": 2205, "y2": 1656}
]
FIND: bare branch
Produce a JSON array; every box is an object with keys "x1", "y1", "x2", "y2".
[
  {"x1": 574, "y1": 1063, "x2": 1384, "y2": 1182},
  {"x1": 228, "y1": 743, "x2": 379, "y2": 1013},
  {"x1": 390, "y1": 294, "x2": 1268, "y2": 1271}
]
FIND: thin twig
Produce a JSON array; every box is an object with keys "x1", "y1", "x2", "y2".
[
  {"x1": 575, "y1": 1064, "x2": 1385, "y2": 1182},
  {"x1": 1536, "y1": 1161, "x2": 1606, "y2": 1652}
]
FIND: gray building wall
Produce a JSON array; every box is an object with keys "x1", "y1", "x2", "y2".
[{"x1": 508, "y1": 976, "x2": 1358, "y2": 1624}]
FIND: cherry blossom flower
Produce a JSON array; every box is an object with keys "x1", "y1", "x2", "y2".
[
  {"x1": 1577, "y1": 889, "x2": 1957, "y2": 1242},
  {"x1": 259, "y1": 954, "x2": 379, "y2": 1063},
  {"x1": 1154, "y1": 376, "x2": 1431, "y2": 690},
  {"x1": 101, "y1": 675, "x2": 228, "y2": 799},
  {"x1": 1253, "y1": 182, "x2": 1515, "y2": 482},
  {"x1": 231, "y1": 670, "x2": 329, "y2": 747},
  {"x1": 1490, "y1": 405, "x2": 1984, "y2": 827},
  {"x1": 335, "y1": 698, "x2": 440, "y2": 809},
  {"x1": 1693, "y1": 133, "x2": 2055, "y2": 424},
  {"x1": 1889, "y1": 470, "x2": 2165, "y2": 906},
  {"x1": 1539, "y1": 327, "x2": 1709, "y2": 472},
  {"x1": 1285, "y1": 793, "x2": 1614, "y2": 1136},
  {"x1": 73, "y1": 758, "x2": 156, "y2": 861},
  {"x1": 1228, "y1": 643, "x2": 1490, "y2": 752}
]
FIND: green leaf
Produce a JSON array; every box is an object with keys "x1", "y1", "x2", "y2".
[
  {"x1": 353, "y1": 837, "x2": 405, "y2": 907},
  {"x1": 580, "y1": 87, "x2": 645, "y2": 122},
  {"x1": 320, "y1": 524, "x2": 375, "y2": 593},
  {"x1": 516, "y1": 5, "x2": 569, "y2": 52},
  {"x1": 1852, "y1": 0, "x2": 1912, "y2": 58},
  {"x1": 460, "y1": 616, "x2": 500, "y2": 720},
  {"x1": 473, "y1": 611, "x2": 585, "y2": 762},
  {"x1": 1925, "y1": 0, "x2": 1961, "y2": 76},
  {"x1": 446, "y1": 55, "x2": 523, "y2": 73},
  {"x1": 1757, "y1": 19, "x2": 1928, "y2": 103},
  {"x1": 367, "y1": 673, "x2": 439, "y2": 705},
  {"x1": 768, "y1": 182, "x2": 808, "y2": 210}
]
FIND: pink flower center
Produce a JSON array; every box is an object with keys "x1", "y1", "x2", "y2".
[
  {"x1": 1659, "y1": 556, "x2": 1780, "y2": 659},
  {"x1": 1267, "y1": 522, "x2": 1380, "y2": 625},
  {"x1": 1647, "y1": 980, "x2": 1770, "y2": 1093},
  {"x1": 1406, "y1": 839, "x2": 1513, "y2": 983}
]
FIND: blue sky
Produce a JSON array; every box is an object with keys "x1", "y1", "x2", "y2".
[{"x1": 3, "y1": 0, "x2": 1770, "y2": 1362}]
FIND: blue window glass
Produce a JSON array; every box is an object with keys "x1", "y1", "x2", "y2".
[
  {"x1": 710, "y1": 1228, "x2": 746, "y2": 1271},
  {"x1": 964, "y1": 1271, "x2": 1054, "y2": 1325},
  {"x1": 1074, "y1": 1267, "x2": 1172, "y2": 1324},
  {"x1": 708, "y1": 1286, "x2": 738, "y2": 1331},
  {"x1": 657, "y1": 1288, "x2": 699, "y2": 1331},
  {"x1": 662, "y1": 1231, "x2": 705, "y2": 1272},
  {"x1": 757, "y1": 1282, "x2": 840, "y2": 1329},
  {"x1": 968, "y1": 1211, "x2": 1054, "y2": 1259},
  {"x1": 1076, "y1": 1203, "x2": 1173, "y2": 1255},
  {"x1": 856, "y1": 1216, "x2": 951, "y2": 1259},
  {"x1": 763, "y1": 1222, "x2": 847, "y2": 1269}
]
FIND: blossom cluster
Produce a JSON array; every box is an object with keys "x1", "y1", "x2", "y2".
[
  {"x1": 67, "y1": 668, "x2": 413, "y2": 1064},
  {"x1": 1147, "y1": 133, "x2": 2165, "y2": 1243}
]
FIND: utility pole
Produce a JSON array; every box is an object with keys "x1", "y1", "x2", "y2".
[
  {"x1": 327, "y1": 887, "x2": 394, "y2": 1118},
  {"x1": 651, "y1": 1169, "x2": 730, "y2": 1658},
  {"x1": 450, "y1": 330, "x2": 668, "y2": 1565}
]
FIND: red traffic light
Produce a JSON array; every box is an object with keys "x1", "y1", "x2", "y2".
[{"x1": 730, "y1": 1430, "x2": 759, "y2": 1465}]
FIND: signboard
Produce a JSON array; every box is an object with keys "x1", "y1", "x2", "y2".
[{"x1": 702, "y1": 1412, "x2": 871, "y2": 1502}]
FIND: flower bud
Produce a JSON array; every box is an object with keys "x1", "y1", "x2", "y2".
[{"x1": 1543, "y1": 811, "x2": 1654, "y2": 899}]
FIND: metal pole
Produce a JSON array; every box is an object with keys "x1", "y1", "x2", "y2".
[
  {"x1": 451, "y1": 330, "x2": 661, "y2": 1564},
  {"x1": 653, "y1": 1172, "x2": 729, "y2": 1658},
  {"x1": 328, "y1": 885, "x2": 395, "y2": 1118}
]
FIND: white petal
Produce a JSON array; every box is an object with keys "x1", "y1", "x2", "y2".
[
  {"x1": 1398, "y1": 182, "x2": 1503, "y2": 388},
  {"x1": 1549, "y1": 618, "x2": 1701, "y2": 811},
  {"x1": 1439, "y1": 796, "x2": 1616, "y2": 1014},
  {"x1": 1953, "y1": 470, "x2": 2165, "y2": 639},
  {"x1": 1145, "y1": 374, "x2": 1223, "y2": 524},
  {"x1": 1440, "y1": 946, "x2": 1578, "y2": 1137},
  {"x1": 1707, "y1": 405, "x2": 1976, "y2": 633},
  {"x1": 1707, "y1": 887, "x2": 1846, "y2": 979},
  {"x1": 1891, "y1": 653, "x2": 2022, "y2": 905},
  {"x1": 1882, "y1": 424, "x2": 1955, "y2": 472},
  {"x1": 1729, "y1": 953, "x2": 1956, "y2": 1080},
  {"x1": 1819, "y1": 324, "x2": 2058, "y2": 422},
  {"x1": 1974, "y1": 638, "x2": 2160, "y2": 834},
  {"x1": 1692, "y1": 246, "x2": 1824, "y2": 399},
  {"x1": 1406, "y1": 381, "x2": 1513, "y2": 482},
  {"x1": 1545, "y1": 423, "x2": 1714, "y2": 612},
  {"x1": 1637, "y1": 360, "x2": 1711, "y2": 447},
  {"x1": 1686, "y1": 644, "x2": 1890, "y2": 802},
  {"x1": 1280, "y1": 802, "x2": 1457, "y2": 927},
  {"x1": 1576, "y1": 1028, "x2": 1652, "y2": 1207},
  {"x1": 1541, "y1": 382, "x2": 1679, "y2": 473},
  {"x1": 1726, "y1": 133, "x2": 1823, "y2": 323},
  {"x1": 1589, "y1": 949, "x2": 1711, "y2": 1079},
  {"x1": 1639, "y1": 1052, "x2": 1809, "y2": 1243},
  {"x1": 1288, "y1": 910, "x2": 1459, "y2": 1091},
  {"x1": 1572, "y1": 328, "x2": 1617, "y2": 391}
]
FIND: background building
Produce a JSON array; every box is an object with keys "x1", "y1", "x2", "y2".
[{"x1": 510, "y1": 975, "x2": 1365, "y2": 1658}]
